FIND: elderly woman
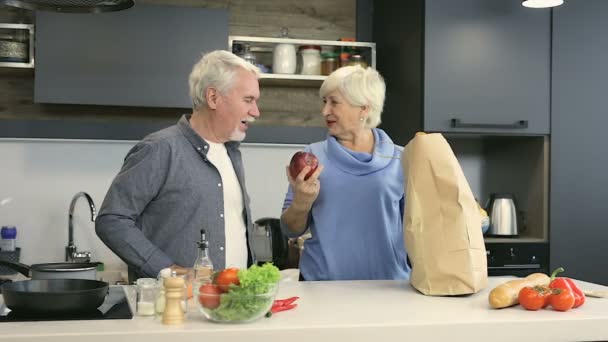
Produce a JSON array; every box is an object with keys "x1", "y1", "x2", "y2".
[{"x1": 280, "y1": 66, "x2": 410, "y2": 281}]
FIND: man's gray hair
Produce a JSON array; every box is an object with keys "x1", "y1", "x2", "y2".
[
  {"x1": 189, "y1": 50, "x2": 260, "y2": 111},
  {"x1": 319, "y1": 65, "x2": 386, "y2": 128}
]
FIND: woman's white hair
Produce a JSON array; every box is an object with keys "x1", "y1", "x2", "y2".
[
  {"x1": 189, "y1": 50, "x2": 260, "y2": 111},
  {"x1": 319, "y1": 65, "x2": 386, "y2": 128}
]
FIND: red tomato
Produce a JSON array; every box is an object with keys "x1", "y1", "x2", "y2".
[
  {"x1": 215, "y1": 268, "x2": 240, "y2": 292},
  {"x1": 518, "y1": 286, "x2": 552, "y2": 311},
  {"x1": 198, "y1": 283, "x2": 222, "y2": 309},
  {"x1": 550, "y1": 288, "x2": 575, "y2": 312}
]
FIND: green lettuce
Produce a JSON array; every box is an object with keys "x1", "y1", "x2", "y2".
[{"x1": 209, "y1": 263, "x2": 280, "y2": 322}]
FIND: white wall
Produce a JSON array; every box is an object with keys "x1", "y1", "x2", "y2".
[
  {"x1": 0, "y1": 139, "x2": 302, "y2": 272},
  {"x1": 0, "y1": 138, "x2": 483, "y2": 273}
]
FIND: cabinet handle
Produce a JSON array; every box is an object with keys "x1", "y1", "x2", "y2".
[{"x1": 450, "y1": 119, "x2": 528, "y2": 129}]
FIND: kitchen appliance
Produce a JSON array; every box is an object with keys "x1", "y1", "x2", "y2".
[
  {"x1": 0, "y1": 260, "x2": 99, "y2": 280},
  {"x1": 486, "y1": 193, "x2": 518, "y2": 236},
  {"x1": 0, "y1": 284, "x2": 132, "y2": 322},
  {"x1": 486, "y1": 242, "x2": 549, "y2": 277},
  {"x1": 252, "y1": 218, "x2": 289, "y2": 269}
]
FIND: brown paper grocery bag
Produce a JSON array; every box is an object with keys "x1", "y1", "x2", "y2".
[{"x1": 402, "y1": 133, "x2": 487, "y2": 296}]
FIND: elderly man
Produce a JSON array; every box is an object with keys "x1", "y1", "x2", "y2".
[{"x1": 96, "y1": 50, "x2": 261, "y2": 281}]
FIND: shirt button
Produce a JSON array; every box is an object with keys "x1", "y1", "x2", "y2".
[
  {"x1": 203, "y1": 145, "x2": 208, "y2": 150},
  {"x1": 218, "y1": 183, "x2": 222, "y2": 187},
  {"x1": 196, "y1": 147, "x2": 201, "y2": 151},
  {"x1": 219, "y1": 246, "x2": 224, "y2": 251},
  {"x1": 220, "y1": 213, "x2": 224, "y2": 218}
]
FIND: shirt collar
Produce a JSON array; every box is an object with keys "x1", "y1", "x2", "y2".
[{"x1": 177, "y1": 114, "x2": 241, "y2": 155}]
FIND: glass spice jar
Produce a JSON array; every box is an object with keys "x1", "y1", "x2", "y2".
[
  {"x1": 348, "y1": 54, "x2": 368, "y2": 68},
  {"x1": 321, "y1": 52, "x2": 338, "y2": 75}
]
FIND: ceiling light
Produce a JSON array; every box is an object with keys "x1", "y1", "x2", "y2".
[{"x1": 522, "y1": 0, "x2": 564, "y2": 8}]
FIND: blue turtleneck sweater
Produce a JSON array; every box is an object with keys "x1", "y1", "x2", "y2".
[{"x1": 281, "y1": 128, "x2": 411, "y2": 281}]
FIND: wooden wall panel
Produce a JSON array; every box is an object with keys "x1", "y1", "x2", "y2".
[{"x1": 0, "y1": 1, "x2": 355, "y2": 128}]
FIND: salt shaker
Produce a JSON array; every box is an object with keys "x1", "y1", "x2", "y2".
[
  {"x1": 136, "y1": 278, "x2": 158, "y2": 316},
  {"x1": 162, "y1": 272, "x2": 186, "y2": 325}
]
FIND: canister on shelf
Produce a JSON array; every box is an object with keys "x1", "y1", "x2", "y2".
[
  {"x1": 299, "y1": 45, "x2": 322, "y2": 75},
  {"x1": 321, "y1": 52, "x2": 338, "y2": 75},
  {"x1": 337, "y1": 37, "x2": 356, "y2": 67},
  {"x1": 273, "y1": 27, "x2": 297, "y2": 74},
  {"x1": 239, "y1": 43, "x2": 256, "y2": 65},
  {"x1": 348, "y1": 54, "x2": 368, "y2": 68}
]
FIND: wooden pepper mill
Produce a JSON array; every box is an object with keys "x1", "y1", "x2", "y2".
[{"x1": 162, "y1": 272, "x2": 185, "y2": 325}]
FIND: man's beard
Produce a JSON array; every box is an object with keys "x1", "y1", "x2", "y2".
[{"x1": 229, "y1": 126, "x2": 246, "y2": 142}]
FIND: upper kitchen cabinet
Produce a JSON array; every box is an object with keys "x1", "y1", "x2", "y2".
[
  {"x1": 372, "y1": 0, "x2": 551, "y2": 145},
  {"x1": 34, "y1": 5, "x2": 228, "y2": 108}
]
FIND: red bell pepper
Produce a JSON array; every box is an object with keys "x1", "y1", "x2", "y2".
[{"x1": 549, "y1": 267, "x2": 586, "y2": 308}]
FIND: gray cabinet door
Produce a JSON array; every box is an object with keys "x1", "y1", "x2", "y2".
[
  {"x1": 35, "y1": 5, "x2": 228, "y2": 108},
  {"x1": 551, "y1": 1, "x2": 608, "y2": 285},
  {"x1": 424, "y1": 0, "x2": 550, "y2": 134}
]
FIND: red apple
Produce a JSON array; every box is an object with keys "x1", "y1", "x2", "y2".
[{"x1": 289, "y1": 152, "x2": 319, "y2": 180}]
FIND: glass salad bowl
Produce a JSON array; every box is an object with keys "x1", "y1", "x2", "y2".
[{"x1": 193, "y1": 276, "x2": 279, "y2": 323}]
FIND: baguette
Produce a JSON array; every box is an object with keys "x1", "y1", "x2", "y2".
[{"x1": 488, "y1": 273, "x2": 551, "y2": 309}]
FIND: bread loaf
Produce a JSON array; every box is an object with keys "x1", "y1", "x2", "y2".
[{"x1": 488, "y1": 273, "x2": 550, "y2": 309}]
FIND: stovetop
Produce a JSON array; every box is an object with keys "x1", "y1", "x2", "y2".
[{"x1": 0, "y1": 285, "x2": 133, "y2": 322}]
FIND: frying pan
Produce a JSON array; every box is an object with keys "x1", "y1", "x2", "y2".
[
  {"x1": 1, "y1": 279, "x2": 109, "y2": 314},
  {"x1": 0, "y1": 260, "x2": 98, "y2": 280}
]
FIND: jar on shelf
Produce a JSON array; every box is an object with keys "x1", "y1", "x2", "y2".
[
  {"x1": 273, "y1": 27, "x2": 296, "y2": 74},
  {"x1": 348, "y1": 54, "x2": 368, "y2": 68},
  {"x1": 338, "y1": 37, "x2": 356, "y2": 67},
  {"x1": 321, "y1": 51, "x2": 339, "y2": 75},
  {"x1": 239, "y1": 43, "x2": 256, "y2": 65},
  {"x1": 299, "y1": 45, "x2": 322, "y2": 75}
]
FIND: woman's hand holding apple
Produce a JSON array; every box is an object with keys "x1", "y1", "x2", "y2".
[{"x1": 286, "y1": 152, "x2": 324, "y2": 210}]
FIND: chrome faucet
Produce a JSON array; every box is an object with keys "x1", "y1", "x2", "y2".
[{"x1": 66, "y1": 192, "x2": 97, "y2": 262}]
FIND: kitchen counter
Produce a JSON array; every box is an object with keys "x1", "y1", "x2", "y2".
[{"x1": 1, "y1": 276, "x2": 607, "y2": 342}]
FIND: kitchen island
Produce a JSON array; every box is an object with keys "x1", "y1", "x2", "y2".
[{"x1": 1, "y1": 276, "x2": 607, "y2": 342}]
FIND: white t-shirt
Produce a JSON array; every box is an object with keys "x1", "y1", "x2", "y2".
[{"x1": 206, "y1": 141, "x2": 248, "y2": 269}]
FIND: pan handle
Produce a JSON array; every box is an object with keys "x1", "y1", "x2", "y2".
[{"x1": 0, "y1": 259, "x2": 31, "y2": 277}]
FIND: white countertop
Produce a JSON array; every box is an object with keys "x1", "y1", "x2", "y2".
[{"x1": 1, "y1": 276, "x2": 607, "y2": 342}]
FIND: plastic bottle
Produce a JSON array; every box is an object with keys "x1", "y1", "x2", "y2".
[{"x1": 0, "y1": 226, "x2": 17, "y2": 252}]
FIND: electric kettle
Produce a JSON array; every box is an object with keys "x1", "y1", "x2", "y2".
[{"x1": 486, "y1": 193, "x2": 518, "y2": 236}]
